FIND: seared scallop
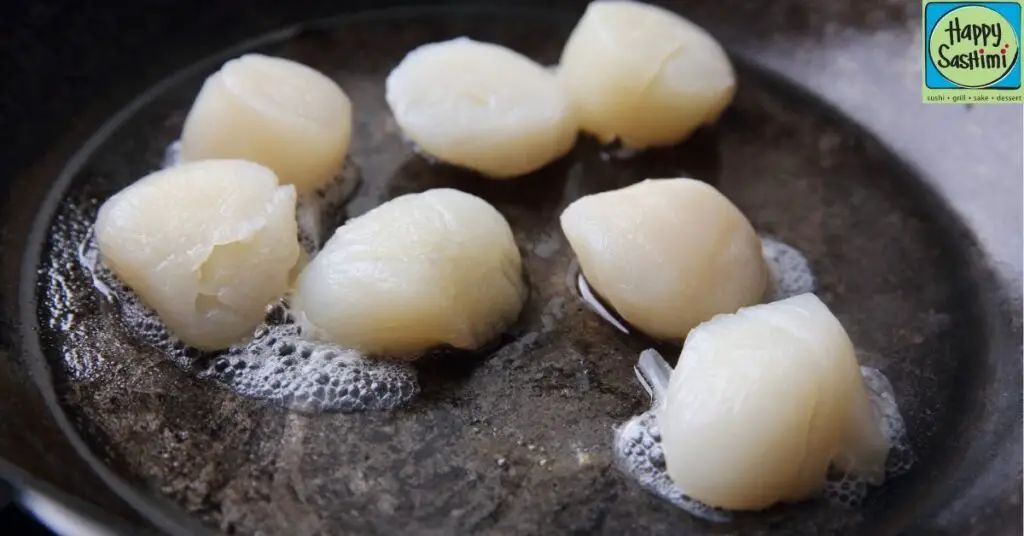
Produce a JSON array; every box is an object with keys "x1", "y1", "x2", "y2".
[
  {"x1": 558, "y1": 1, "x2": 735, "y2": 148},
  {"x1": 293, "y1": 188, "x2": 527, "y2": 357},
  {"x1": 95, "y1": 159, "x2": 301, "y2": 350},
  {"x1": 386, "y1": 38, "x2": 578, "y2": 178},
  {"x1": 179, "y1": 54, "x2": 352, "y2": 193},
  {"x1": 560, "y1": 178, "x2": 766, "y2": 340},
  {"x1": 658, "y1": 293, "x2": 889, "y2": 510}
]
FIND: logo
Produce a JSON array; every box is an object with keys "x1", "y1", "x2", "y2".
[{"x1": 923, "y1": 1, "x2": 1023, "y2": 103}]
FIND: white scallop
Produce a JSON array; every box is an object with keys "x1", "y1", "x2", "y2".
[
  {"x1": 293, "y1": 188, "x2": 527, "y2": 357},
  {"x1": 557, "y1": 1, "x2": 736, "y2": 148},
  {"x1": 179, "y1": 54, "x2": 353, "y2": 194},
  {"x1": 386, "y1": 38, "x2": 578, "y2": 178},
  {"x1": 559, "y1": 178, "x2": 766, "y2": 340},
  {"x1": 94, "y1": 159, "x2": 301, "y2": 350},
  {"x1": 658, "y1": 293, "x2": 890, "y2": 511}
]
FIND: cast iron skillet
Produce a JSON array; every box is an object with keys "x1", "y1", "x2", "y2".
[{"x1": 1, "y1": 2, "x2": 1021, "y2": 535}]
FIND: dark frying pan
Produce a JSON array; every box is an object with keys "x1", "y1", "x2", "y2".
[{"x1": 1, "y1": 1, "x2": 1021, "y2": 535}]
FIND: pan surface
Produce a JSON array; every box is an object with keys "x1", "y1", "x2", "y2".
[{"x1": 19, "y1": 6, "x2": 1012, "y2": 536}]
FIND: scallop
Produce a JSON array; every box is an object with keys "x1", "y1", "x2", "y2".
[
  {"x1": 179, "y1": 54, "x2": 353, "y2": 193},
  {"x1": 385, "y1": 38, "x2": 578, "y2": 178},
  {"x1": 657, "y1": 293, "x2": 890, "y2": 511},
  {"x1": 293, "y1": 188, "x2": 527, "y2": 357},
  {"x1": 557, "y1": 0, "x2": 735, "y2": 148},
  {"x1": 94, "y1": 159, "x2": 301, "y2": 350},
  {"x1": 560, "y1": 178, "x2": 766, "y2": 340}
]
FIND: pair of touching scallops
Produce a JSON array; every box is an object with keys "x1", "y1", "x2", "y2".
[
  {"x1": 96, "y1": 166, "x2": 525, "y2": 355},
  {"x1": 93, "y1": 0, "x2": 898, "y2": 519},
  {"x1": 564, "y1": 179, "x2": 893, "y2": 512},
  {"x1": 386, "y1": 0, "x2": 736, "y2": 177}
]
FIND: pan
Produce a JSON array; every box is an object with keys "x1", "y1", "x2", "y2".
[{"x1": 0, "y1": 1, "x2": 1021, "y2": 535}]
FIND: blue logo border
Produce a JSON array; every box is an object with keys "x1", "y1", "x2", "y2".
[{"x1": 924, "y1": 1, "x2": 1022, "y2": 89}]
